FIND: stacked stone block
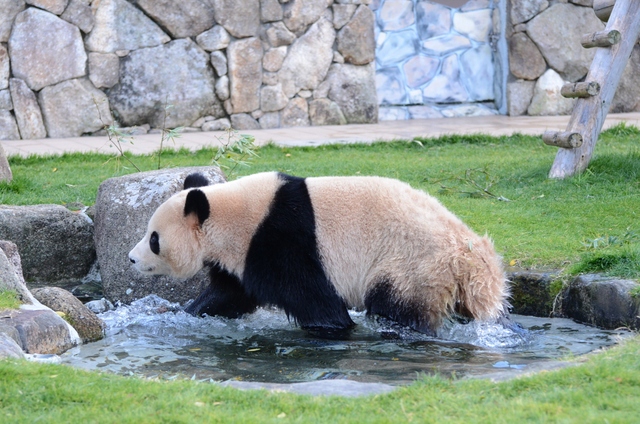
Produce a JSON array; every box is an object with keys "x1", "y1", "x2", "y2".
[
  {"x1": 506, "y1": 0, "x2": 640, "y2": 116},
  {"x1": 0, "y1": 0, "x2": 377, "y2": 140}
]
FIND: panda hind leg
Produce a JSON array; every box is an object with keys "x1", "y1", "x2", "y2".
[
  {"x1": 364, "y1": 278, "x2": 436, "y2": 337},
  {"x1": 185, "y1": 264, "x2": 258, "y2": 318}
]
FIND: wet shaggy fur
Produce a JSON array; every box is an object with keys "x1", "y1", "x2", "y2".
[{"x1": 129, "y1": 172, "x2": 509, "y2": 335}]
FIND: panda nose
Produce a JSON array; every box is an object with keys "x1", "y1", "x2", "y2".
[{"x1": 129, "y1": 255, "x2": 136, "y2": 264}]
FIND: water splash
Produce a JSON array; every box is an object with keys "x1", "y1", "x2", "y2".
[{"x1": 61, "y1": 295, "x2": 631, "y2": 384}]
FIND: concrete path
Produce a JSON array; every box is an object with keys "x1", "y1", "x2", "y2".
[{"x1": 3, "y1": 112, "x2": 640, "y2": 157}]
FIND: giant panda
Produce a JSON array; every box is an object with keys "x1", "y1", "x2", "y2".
[{"x1": 128, "y1": 172, "x2": 509, "y2": 335}]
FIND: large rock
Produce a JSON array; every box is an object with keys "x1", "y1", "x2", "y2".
[
  {"x1": 136, "y1": 0, "x2": 216, "y2": 38},
  {"x1": 309, "y1": 98, "x2": 346, "y2": 126},
  {"x1": 0, "y1": 110, "x2": 20, "y2": 140},
  {"x1": 278, "y1": 18, "x2": 335, "y2": 98},
  {"x1": 88, "y1": 52, "x2": 120, "y2": 89},
  {"x1": 228, "y1": 37, "x2": 263, "y2": 113},
  {"x1": 281, "y1": 97, "x2": 309, "y2": 127},
  {"x1": 0, "y1": 143, "x2": 12, "y2": 181},
  {"x1": 261, "y1": 0, "x2": 283, "y2": 23},
  {"x1": 9, "y1": 78, "x2": 46, "y2": 140},
  {"x1": 25, "y1": 0, "x2": 69, "y2": 15},
  {"x1": 337, "y1": 5, "x2": 375, "y2": 66},
  {"x1": 196, "y1": 25, "x2": 231, "y2": 52},
  {"x1": 511, "y1": 0, "x2": 549, "y2": 25},
  {"x1": 0, "y1": 307, "x2": 76, "y2": 354},
  {"x1": 327, "y1": 63, "x2": 377, "y2": 124},
  {"x1": 32, "y1": 287, "x2": 104, "y2": 343},
  {"x1": 8, "y1": 8, "x2": 86, "y2": 91},
  {"x1": 527, "y1": 69, "x2": 575, "y2": 116},
  {"x1": 507, "y1": 79, "x2": 535, "y2": 116},
  {"x1": 60, "y1": 0, "x2": 94, "y2": 33},
  {"x1": 0, "y1": 205, "x2": 96, "y2": 285},
  {"x1": 0, "y1": 44, "x2": 8, "y2": 90},
  {"x1": 108, "y1": 39, "x2": 219, "y2": 128},
  {"x1": 508, "y1": 271, "x2": 558, "y2": 317},
  {"x1": 260, "y1": 84, "x2": 289, "y2": 112},
  {"x1": 611, "y1": 44, "x2": 640, "y2": 113},
  {"x1": 211, "y1": 0, "x2": 260, "y2": 38},
  {"x1": 561, "y1": 274, "x2": 640, "y2": 330},
  {"x1": 39, "y1": 78, "x2": 111, "y2": 138},
  {"x1": 509, "y1": 32, "x2": 546, "y2": 81},
  {"x1": 527, "y1": 3, "x2": 603, "y2": 82},
  {"x1": 266, "y1": 21, "x2": 296, "y2": 47},
  {"x1": 282, "y1": 0, "x2": 331, "y2": 33},
  {"x1": 0, "y1": 332, "x2": 24, "y2": 359},
  {"x1": 0, "y1": 241, "x2": 34, "y2": 304},
  {"x1": 94, "y1": 167, "x2": 225, "y2": 305},
  {"x1": 0, "y1": 0, "x2": 25, "y2": 43},
  {"x1": 85, "y1": 0, "x2": 170, "y2": 53}
]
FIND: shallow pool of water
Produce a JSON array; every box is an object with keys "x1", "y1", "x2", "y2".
[{"x1": 61, "y1": 295, "x2": 631, "y2": 385}]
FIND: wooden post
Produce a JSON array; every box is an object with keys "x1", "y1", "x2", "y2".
[
  {"x1": 581, "y1": 30, "x2": 621, "y2": 48},
  {"x1": 594, "y1": 0, "x2": 616, "y2": 22},
  {"x1": 561, "y1": 82, "x2": 600, "y2": 98},
  {"x1": 543, "y1": 131, "x2": 583, "y2": 148},
  {"x1": 549, "y1": 0, "x2": 640, "y2": 179}
]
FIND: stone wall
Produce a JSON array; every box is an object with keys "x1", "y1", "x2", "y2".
[
  {"x1": 373, "y1": 0, "x2": 502, "y2": 120},
  {"x1": 0, "y1": 0, "x2": 378, "y2": 140},
  {"x1": 506, "y1": 0, "x2": 640, "y2": 116}
]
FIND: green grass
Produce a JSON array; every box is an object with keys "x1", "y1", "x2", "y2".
[
  {"x1": 3, "y1": 124, "x2": 640, "y2": 274},
  {"x1": 1, "y1": 335, "x2": 639, "y2": 423},
  {"x1": 0, "y1": 289, "x2": 20, "y2": 310},
  {"x1": 2, "y1": 125, "x2": 640, "y2": 421}
]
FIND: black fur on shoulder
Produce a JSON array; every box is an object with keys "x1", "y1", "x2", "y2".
[
  {"x1": 184, "y1": 189, "x2": 210, "y2": 225},
  {"x1": 242, "y1": 173, "x2": 355, "y2": 331},
  {"x1": 183, "y1": 173, "x2": 210, "y2": 190}
]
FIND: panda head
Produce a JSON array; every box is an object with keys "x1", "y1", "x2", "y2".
[{"x1": 128, "y1": 173, "x2": 211, "y2": 279}]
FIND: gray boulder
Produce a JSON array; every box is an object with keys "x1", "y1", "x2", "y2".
[
  {"x1": 0, "y1": 110, "x2": 19, "y2": 141},
  {"x1": 85, "y1": 0, "x2": 170, "y2": 53},
  {"x1": 94, "y1": 167, "x2": 225, "y2": 305},
  {"x1": 0, "y1": 0, "x2": 25, "y2": 43},
  {"x1": 527, "y1": 69, "x2": 575, "y2": 116},
  {"x1": 196, "y1": 25, "x2": 231, "y2": 52},
  {"x1": 9, "y1": 78, "x2": 46, "y2": 140},
  {"x1": 108, "y1": 39, "x2": 219, "y2": 128},
  {"x1": 25, "y1": 0, "x2": 69, "y2": 15},
  {"x1": 278, "y1": 17, "x2": 335, "y2": 98},
  {"x1": 39, "y1": 78, "x2": 112, "y2": 138},
  {"x1": 283, "y1": 0, "x2": 331, "y2": 33},
  {"x1": 510, "y1": 0, "x2": 549, "y2": 25},
  {"x1": 507, "y1": 79, "x2": 535, "y2": 116},
  {"x1": 261, "y1": 0, "x2": 282, "y2": 23},
  {"x1": 327, "y1": 63, "x2": 378, "y2": 124},
  {"x1": 508, "y1": 32, "x2": 546, "y2": 81},
  {"x1": 0, "y1": 307, "x2": 77, "y2": 354},
  {"x1": 0, "y1": 143, "x2": 11, "y2": 181},
  {"x1": 336, "y1": 5, "x2": 375, "y2": 66},
  {"x1": 0, "y1": 44, "x2": 8, "y2": 90},
  {"x1": 32, "y1": 287, "x2": 104, "y2": 343},
  {"x1": 0, "y1": 90, "x2": 11, "y2": 110},
  {"x1": 561, "y1": 274, "x2": 640, "y2": 330},
  {"x1": 211, "y1": 0, "x2": 260, "y2": 38},
  {"x1": 527, "y1": 3, "x2": 603, "y2": 82},
  {"x1": 60, "y1": 0, "x2": 94, "y2": 33},
  {"x1": 266, "y1": 21, "x2": 296, "y2": 47},
  {"x1": 230, "y1": 113, "x2": 260, "y2": 130},
  {"x1": 281, "y1": 97, "x2": 309, "y2": 127},
  {"x1": 228, "y1": 37, "x2": 263, "y2": 114},
  {"x1": 8, "y1": 8, "x2": 86, "y2": 91},
  {"x1": 309, "y1": 99, "x2": 346, "y2": 126},
  {"x1": 0, "y1": 332, "x2": 24, "y2": 359},
  {"x1": 0, "y1": 241, "x2": 34, "y2": 304},
  {"x1": 136, "y1": 0, "x2": 216, "y2": 38},
  {"x1": 0, "y1": 205, "x2": 96, "y2": 286},
  {"x1": 88, "y1": 52, "x2": 120, "y2": 89}
]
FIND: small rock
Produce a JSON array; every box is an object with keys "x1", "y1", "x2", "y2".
[
  {"x1": 85, "y1": 298, "x2": 115, "y2": 314},
  {"x1": 281, "y1": 97, "x2": 309, "y2": 127},
  {"x1": 136, "y1": 0, "x2": 216, "y2": 38},
  {"x1": 25, "y1": 0, "x2": 69, "y2": 15},
  {"x1": 309, "y1": 98, "x2": 346, "y2": 126},
  {"x1": 507, "y1": 80, "x2": 535, "y2": 116},
  {"x1": 201, "y1": 118, "x2": 231, "y2": 131},
  {"x1": 9, "y1": 78, "x2": 47, "y2": 140},
  {"x1": 261, "y1": 0, "x2": 283, "y2": 22},
  {"x1": 0, "y1": 143, "x2": 12, "y2": 181},
  {"x1": 210, "y1": 51, "x2": 228, "y2": 77},
  {"x1": 0, "y1": 110, "x2": 19, "y2": 140},
  {"x1": 527, "y1": 69, "x2": 575, "y2": 116},
  {"x1": 0, "y1": 89, "x2": 11, "y2": 110},
  {"x1": 196, "y1": 25, "x2": 231, "y2": 52},
  {"x1": 0, "y1": 332, "x2": 24, "y2": 359},
  {"x1": 230, "y1": 113, "x2": 261, "y2": 130},
  {"x1": 0, "y1": 0, "x2": 26, "y2": 43},
  {"x1": 60, "y1": 0, "x2": 94, "y2": 33},
  {"x1": 228, "y1": 37, "x2": 263, "y2": 113},
  {"x1": 32, "y1": 287, "x2": 105, "y2": 343},
  {"x1": 266, "y1": 21, "x2": 296, "y2": 47},
  {"x1": 215, "y1": 75, "x2": 230, "y2": 101},
  {"x1": 259, "y1": 112, "x2": 280, "y2": 129},
  {"x1": 0, "y1": 44, "x2": 9, "y2": 90},
  {"x1": 337, "y1": 5, "x2": 375, "y2": 65},
  {"x1": 211, "y1": 0, "x2": 260, "y2": 38}
]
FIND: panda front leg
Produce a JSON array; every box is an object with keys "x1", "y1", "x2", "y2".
[{"x1": 184, "y1": 264, "x2": 258, "y2": 318}]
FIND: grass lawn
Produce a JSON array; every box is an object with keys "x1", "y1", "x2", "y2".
[{"x1": 1, "y1": 124, "x2": 640, "y2": 421}]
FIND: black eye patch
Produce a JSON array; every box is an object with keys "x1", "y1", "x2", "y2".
[{"x1": 150, "y1": 231, "x2": 160, "y2": 255}]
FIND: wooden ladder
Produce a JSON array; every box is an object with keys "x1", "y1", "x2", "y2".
[{"x1": 542, "y1": 0, "x2": 640, "y2": 179}]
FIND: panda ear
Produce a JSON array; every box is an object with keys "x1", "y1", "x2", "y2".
[
  {"x1": 184, "y1": 173, "x2": 209, "y2": 190},
  {"x1": 184, "y1": 189, "x2": 210, "y2": 226}
]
